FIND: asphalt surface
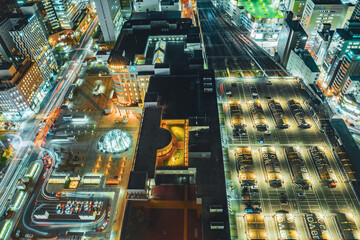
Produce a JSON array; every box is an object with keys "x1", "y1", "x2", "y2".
[
  {"x1": 196, "y1": 0, "x2": 287, "y2": 77},
  {"x1": 218, "y1": 77, "x2": 360, "y2": 240}
]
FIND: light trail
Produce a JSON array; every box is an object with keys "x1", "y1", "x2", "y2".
[{"x1": 0, "y1": 16, "x2": 99, "y2": 219}]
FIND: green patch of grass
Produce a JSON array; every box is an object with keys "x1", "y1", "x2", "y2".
[{"x1": 237, "y1": 0, "x2": 283, "y2": 19}]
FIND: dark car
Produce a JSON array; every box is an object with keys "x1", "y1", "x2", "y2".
[{"x1": 280, "y1": 193, "x2": 288, "y2": 205}]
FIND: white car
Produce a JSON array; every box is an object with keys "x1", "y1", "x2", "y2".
[{"x1": 297, "y1": 192, "x2": 306, "y2": 198}]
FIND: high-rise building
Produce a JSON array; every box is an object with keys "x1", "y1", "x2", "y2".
[
  {"x1": 133, "y1": 0, "x2": 180, "y2": 12},
  {"x1": 351, "y1": 0, "x2": 360, "y2": 20},
  {"x1": 327, "y1": 49, "x2": 360, "y2": 97},
  {"x1": 325, "y1": 21, "x2": 360, "y2": 70},
  {"x1": 21, "y1": 3, "x2": 50, "y2": 38},
  {"x1": 277, "y1": 12, "x2": 308, "y2": 67},
  {"x1": 0, "y1": 14, "x2": 21, "y2": 63},
  {"x1": 42, "y1": 0, "x2": 61, "y2": 32},
  {"x1": 286, "y1": 49, "x2": 320, "y2": 85},
  {"x1": 301, "y1": 0, "x2": 354, "y2": 46},
  {"x1": 0, "y1": 0, "x2": 19, "y2": 11},
  {"x1": 120, "y1": 0, "x2": 130, "y2": 9},
  {"x1": 288, "y1": 0, "x2": 306, "y2": 19},
  {"x1": 43, "y1": 0, "x2": 85, "y2": 30},
  {"x1": 222, "y1": 1, "x2": 283, "y2": 55},
  {"x1": 108, "y1": 12, "x2": 200, "y2": 110},
  {"x1": 311, "y1": 23, "x2": 334, "y2": 66},
  {"x1": 10, "y1": 14, "x2": 58, "y2": 82},
  {"x1": 0, "y1": 59, "x2": 45, "y2": 119},
  {"x1": 93, "y1": 0, "x2": 121, "y2": 42},
  {"x1": 134, "y1": 0, "x2": 160, "y2": 12}
]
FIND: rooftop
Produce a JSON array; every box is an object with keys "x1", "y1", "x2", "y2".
[
  {"x1": 129, "y1": 10, "x2": 181, "y2": 21},
  {"x1": 296, "y1": 49, "x2": 320, "y2": 72},
  {"x1": 108, "y1": 13, "x2": 193, "y2": 67},
  {"x1": 238, "y1": 0, "x2": 283, "y2": 19},
  {"x1": 146, "y1": 75, "x2": 199, "y2": 119},
  {"x1": 0, "y1": 59, "x2": 35, "y2": 90},
  {"x1": 330, "y1": 118, "x2": 360, "y2": 174},
  {"x1": 128, "y1": 171, "x2": 147, "y2": 190},
  {"x1": 312, "y1": 0, "x2": 342, "y2": 4},
  {"x1": 129, "y1": 72, "x2": 230, "y2": 239},
  {"x1": 133, "y1": 107, "x2": 172, "y2": 179},
  {"x1": 11, "y1": 14, "x2": 35, "y2": 31},
  {"x1": 348, "y1": 75, "x2": 360, "y2": 82},
  {"x1": 285, "y1": 12, "x2": 307, "y2": 34}
]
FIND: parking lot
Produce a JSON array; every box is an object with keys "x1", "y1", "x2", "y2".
[
  {"x1": 218, "y1": 77, "x2": 360, "y2": 239},
  {"x1": 32, "y1": 198, "x2": 107, "y2": 223}
]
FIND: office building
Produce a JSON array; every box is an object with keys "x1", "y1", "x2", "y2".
[
  {"x1": 133, "y1": 0, "x2": 181, "y2": 12},
  {"x1": 42, "y1": 0, "x2": 61, "y2": 32},
  {"x1": 328, "y1": 21, "x2": 360, "y2": 58},
  {"x1": 10, "y1": 14, "x2": 58, "y2": 82},
  {"x1": 301, "y1": 0, "x2": 354, "y2": 46},
  {"x1": 0, "y1": 15, "x2": 21, "y2": 64},
  {"x1": 326, "y1": 49, "x2": 360, "y2": 97},
  {"x1": 277, "y1": 12, "x2": 308, "y2": 67},
  {"x1": 0, "y1": 59, "x2": 45, "y2": 119},
  {"x1": 289, "y1": 0, "x2": 306, "y2": 19},
  {"x1": 0, "y1": 0, "x2": 19, "y2": 11},
  {"x1": 94, "y1": 0, "x2": 121, "y2": 42},
  {"x1": 43, "y1": 0, "x2": 85, "y2": 30},
  {"x1": 286, "y1": 49, "x2": 320, "y2": 85},
  {"x1": 222, "y1": 1, "x2": 284, "y2": 55},
  {"x1": 21, "y1": 3, "x2": 50, "y2": 39},
  {"x1": 160, "y1": 0, "x2": 181, "y2": 11},
  {"x1": 341, "y1": 75, "x2": 360, "y2": 100},
  {"x1": 311, "y1": 23, "x2": 334, "y2": 66},
  {"x1": 134, "y1": 0, "x2": 160, "y2": 12},
  {"x1": 351, "y1": 0, "x2": 360, "y2": 20}
]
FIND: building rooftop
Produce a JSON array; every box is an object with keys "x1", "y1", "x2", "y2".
[
  {"x1": 123, "y1": 72, "x2": 230, "y2": 239},
  {"x1": 146, "y1": 75, "x2": 198, "y2": 119},
  {"x1": 161, "y1": 0, "x2": 180, "y2": 6},
  {"x1": 0, "y1": 59, "x2": 34, "y2": 90},
  {"x1": 312, "y1": 0, "x2": 342, "y2": 4},
  {"x1": 336, "y1": 27, "x2": 360, "y2": 41},
  {"x1": 296, "y1": 49, "x2": 320, "y2": 72},
  {"x1": 330, "y1": 118, "x2": 360, "y2": 174},
  {"x1": 108, "y1": 14, "x2": 193, "y2": 67},
  {"x1": 238, "y1": 0, "x2": 283, "y2": 19},
  {"x1": 129, "y1": 10, "x2": 181, "y2": 21},
  {"x1": 128, "y1": 171, "x2": 147, "y2": 190},
  {"x1": 11, "y1": 14, "x2": 35, "y2": 31},
  {"x1": 132, "y1": 107, "x2": 172, "y2": 179},
  {"x1": 348, "y1": 75, "x2": 360, "y2": 82},
  {"x1": 285, "y1": 12, "x2": 307, "y2": 34},
  {"x1": 149, "y1": 73, "x2": 230, "y2": 239}
]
